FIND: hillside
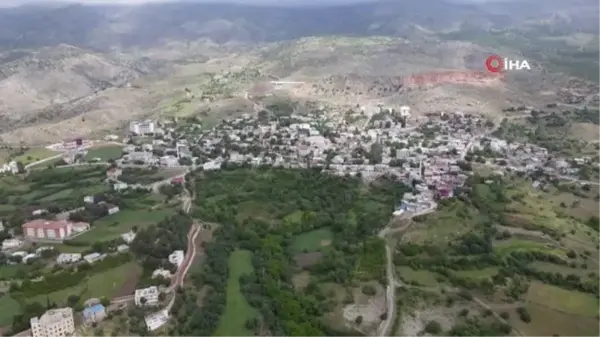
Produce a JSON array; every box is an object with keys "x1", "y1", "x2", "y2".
[{"x1": 0, "y1": 0, "x2": 597, "y2": 144}]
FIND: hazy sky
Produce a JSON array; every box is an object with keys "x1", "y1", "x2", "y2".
[
  {"x1": 2, "y1": 0, "x2": 373, "y2": 6},
  {"x1": 0, "y1": 0, "x2": 509, "y2": 7}
]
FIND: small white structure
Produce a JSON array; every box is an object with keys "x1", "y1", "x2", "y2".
[
  {"x1": 83, "y1": 196, "x2": 95, "y2": 204},
  {"x1": 107, "y1": 205, "x2": 120, "y2": 215},
  {"x1": 400, "y1": 105, "x2": 411, "y2": 118},
  {"x1": 135, "y1": 286, "x2": 159, "y2": 307},
  {"x1": 56, "y1": 253, "x2": 82, "y2": 264},
  {"x1": 0, "y1": 161, "x2": 20, "y2": 175},
  {"x1": 152, "y1": 268, "x2": 172, "y2": 279},
  {"x1": 2, "y1": 238, "x2": 23, "y2": 250},
  {"x1": 23, "y1": 253, "x2": 38, "y2": 263},
  {"x1": 121, "y1": 231, "x2": 136, "y2": 244},
  {"x1": 117, "y1": 244, "x2": 129, "y2": 253},
  {"x1": 145, "y1": 309, "x2": 169, "y2": 331},
  {"x1": 83, "y1": 253, "x2": 104, "y2": 264},
  {"x1": 130, "y1": 120, "x2": 156, "y2": 135},
  {"x1": 168, "y1": 250, "x2": 184, "y2": 268}
]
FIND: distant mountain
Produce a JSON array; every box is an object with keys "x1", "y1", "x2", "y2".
[{"x1": 0, "y1": 0, "x2": 596, "y2": 51}]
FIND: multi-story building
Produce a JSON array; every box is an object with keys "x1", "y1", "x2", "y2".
[
  {"x1": 23, "y1": 220, "x2": 73, "y2": 240},
  {"x1": 62, "y1": 137, "x2": 91, "y2": 150},
  {"x1": 130, "y1": 120, "x2": 156, "y2": 135},
  {"x1": 135, "y1": 286, "x2": 159, "y2": 307},
  {"x1": 30, "y1": 307, "x2": 75, "y2": 337},
  {"x1": 22, "y1": 220, "x2": 90, "y2": 241}
]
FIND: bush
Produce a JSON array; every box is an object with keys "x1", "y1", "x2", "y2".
[
  {"x1": 361, "y1": 284, "x2": 377, "y2": 296},
  {"x1": 424, "y1": 320, "x2": 442, "y2": 334},
  {"x1": 517, "y1": 307, "x2": 531, "y2": 323}
]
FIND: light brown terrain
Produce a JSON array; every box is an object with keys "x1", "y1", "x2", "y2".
[{"x1": 0, "y1": 36, "x2": 597, "y2": 145}]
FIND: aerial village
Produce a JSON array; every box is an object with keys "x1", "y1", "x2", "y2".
[{"x1": 0, "y1": 103, "x2": 596, "y2": 335}]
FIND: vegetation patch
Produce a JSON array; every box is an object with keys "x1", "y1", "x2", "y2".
[
  {"x1": 11, "y1": 147, "x2": 58, "y2": 165},
  {"x1": 214, "y1": 249, "x2": 258, "y2": 336},
  {"x1": 69, "y1": 208, "x2": 177, "y2": 244},
  {"x1": 0, "y1": 295, "x2": 21, "y2": 326},
  {"x1": 84, "y1": 145, "x2": 123, "y2": 161},
  {"x1": 509, "y1": 302, "x2": 599, "y2": 337},
  {"x1": 22, "y1": 260, "x2": 138, "y2": 307},
  {"x1": 527, "y1": 282, "x2": 599, "y2": 317},
  {"x1": 397, "y1": 266, "x2": 444, "y2": 287},
  {"x1": 291, "y1": 227, "x2": 334, "y2": 253}
]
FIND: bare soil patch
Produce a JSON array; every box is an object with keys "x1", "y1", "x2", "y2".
[
  {"x1": 320, "y1": 239, "x2": 332, "y2": 247},
  {"x1": 341, "y1": 282, "x2": 386, "y2": 335},
  {"x1": 293, "y1": 252, "x2": 323, "y2": 268},
  {"x1": 292, "y1": 271, "x2": 311, "y2": 290},
  {"x1": 115, "y1": 265, "x2": 142, "y2": 297}
]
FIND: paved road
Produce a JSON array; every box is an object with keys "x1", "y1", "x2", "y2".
[
  {"x1": 166, "y1": 224, "x2": 200, "y2": 311},
  {"x1": 374, "y1": 203, "x2": 437, "y2": 337}
]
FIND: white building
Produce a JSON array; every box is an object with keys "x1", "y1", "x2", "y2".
[
  {"x1": 83, "y1": 196, "x2": 95, "y2": 203},
  {"x1": 168, "y1": 250, "x2": 185, "y2": 268},
  {"x1": 121, "y1": 231, "x2": 136, "y2": 244},
  {"x1": 152, "y1": 268, "x2": 172, "y2": 279},
  {"x1": 107, "y1": 205, "x2": 120, "y2": 215},
  {"x1": 145, "y1": 310, "x2": 169, "y2": 331},
  {"x1": 135, "y1": 286, "x2": 159, "y2": 307},
  {"x1": 30, "y1": 307, "x2": 75, "y2": 337},
  {"x1": 0, "y1": 161, "x2": 19, "y2": 175},
  {"x1": 83, "y1": 253, "x2": 104, "y2": 264},
  {"x1": 130, "y1": 120, "x2": 156, "y2": 135},
  {"x1": 2, "y1": 238, "x2": 22, "y2": 250},
  {"x1": 56, "y1": 253, "x2": 82, "y2": 264}
]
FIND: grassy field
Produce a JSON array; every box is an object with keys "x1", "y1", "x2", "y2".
[
  {"x1": 0, "y1": 265, "x2": 34, "y2": 280},
  {"x1": 12, "y1": 147, "x2": 58, "y2": 164},
  {"x1": 452, "y1": 267, "x2": 499, "y2": 281},
  {"x1": 25, "y1": 262, "x2": 140, "y2": 306},
  {"x1": 403, "y1": 200, "x2": 479, "y2": 246},
  {"x1": 290, "y1": 228, "x2": 333, "y2": 253},
  {"x1": 214, "y1": 250, "x2": 257, "y2": 336},
  {"x1": 0, "y1": 295, "x2": 21, "y2": 326},
  {"x1": 509, "y1": 302, "x2": 599, "y2": 336},
  {"x1": 69, "y1": 208, "x2": 177, "y2": 244},
  {"x1": 84, "y1": 145, "x2": 123, "y2": 161},
  {"x1": 397, "y1": 266, "x2": 443, "y2": 287},
  {"x1": 0, "y1": 166, "x2": 109, "y2": 215},
  {"x1": 527, "y1": 282, "x2": 599, "y2": 317}
]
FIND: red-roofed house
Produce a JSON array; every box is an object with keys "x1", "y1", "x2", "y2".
[
  {"x1": 171, "y1": 177, "x2": 185, "y2": 185},
  {"x1": 22, "y1": 219, "x2": 89, "y2": 240}
]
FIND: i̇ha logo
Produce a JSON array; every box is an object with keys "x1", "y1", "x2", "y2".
[{"x1": 485, "y1": 55, "x2": 531, "y2": 73}]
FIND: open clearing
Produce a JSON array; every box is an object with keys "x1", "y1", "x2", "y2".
[
  {"x1": 12, "y1": 147, "x2": 58, "y2": 164},
  {"x1": 0, "y1": 295, "x2": 21, "y2": 326},
  {"x1": 291, "y1": 227, "x2": 333, "y2": 253},
  {"x1": 214, "y1": 249, "x2": 257, "y2": 336},
  {"x1": 69, "y1": 208, "x2": 177, "y2": 244},
  {"x1": 397, "y1": 266, "x2": 443, "y2": 287},
  {"x1": 84, "y1": 145, "x2": 123, "y2": 161},
  {"x1": 509, "y1": 302, "x2": 599, "y2": 336},
  {"x1": 526, "y1": 282, "x2": 599, "y2": 317},
  {"x1": 25, "y1": 262, "x2": 139, "y2": 306}
]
